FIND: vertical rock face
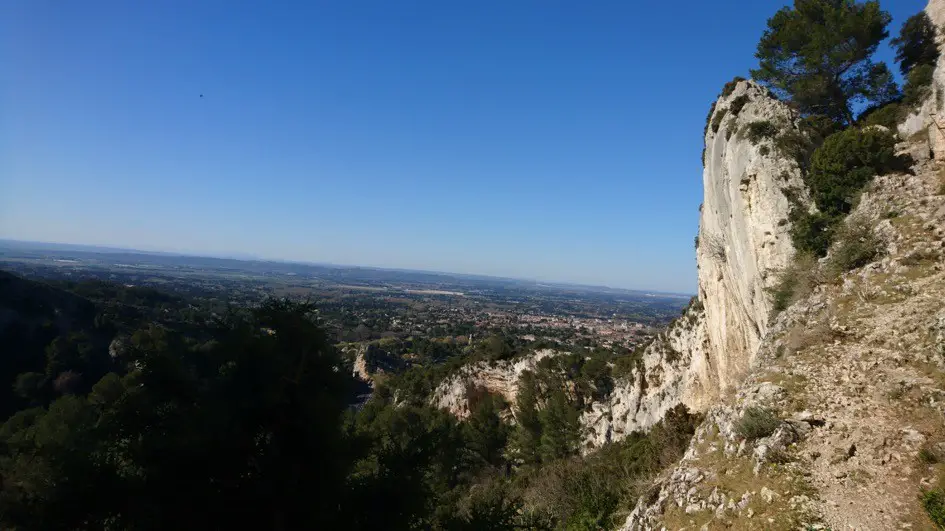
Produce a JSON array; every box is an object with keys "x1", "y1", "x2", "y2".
[
  {"x1": 693, "y1": 80, "x2": 806, "y2": 404},
  {"x1": 582, "y1": 80, "x2": 808, "y2": 448}
]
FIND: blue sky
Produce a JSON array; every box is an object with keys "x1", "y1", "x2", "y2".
[{"x1": 0, "y1": 0, "x2": 927, "y2": 293}]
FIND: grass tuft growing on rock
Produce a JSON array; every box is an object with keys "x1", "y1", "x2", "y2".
[
  {"x1": 767, "y1": 253, "x2": 821, "y2": 314},
  {"x1": 826, "y1": 219, "x2": 883, "y2": 274},
  {"x1": 702, "y1": 233, "x2": 726, "y2": 263},
  {"x1": 922, "y1": 487, "x2": 945, "y2": 528},
  {"x1": 919, "y1": 445, "x2": 941, "y2": 464},
  {"x1": 735, "y1": 407, "x2": 780, "y2": 441}
]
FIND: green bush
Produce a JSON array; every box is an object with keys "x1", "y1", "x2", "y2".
[
  {"x1": 513, "y1": 405, "x2": 699, "y2": 529},
  {"x1": 721, "y1": 76, "x2": 746, "y2": 98},
  {"x1": 827, "y1": 220, "x2": 883, "y2": 273},
  {"x1": 790, "y1": 210, "x2": 838, "y2": 257},
  {"x1": 767, "y1": 253, "x2": 821, "y2": 314},
  {"x1": 922, "y1": 488, "x2": 945, "y2": 528},
  {"x1": 449, "y1": 482, "x2": 549, "y2": 530},
  {"x1": 611, "y1": 345, "x2": 644, "y2": 381},
  {"x1": 859, "y1": 101, "x2": 903, "y2": 129},
  {"x1": 774, "y1": 129, "x2": 814, "y2": 169},
  {"x1": 903, "y1": 63, "x2": 935, "y2": 108},
  {"x1": 729, "y1": 94, "x2": 750, "y2": 116},
  {"x1": 786, "y1": 127, "x2": 904, "y2": 256},
  {"x1": 808, "y1": 127, "x2": 901, "y2": 218},
  {"x1": 703, "y1": 101, "x2": 717, "y2": 138},
  {"x1": 773, "y1": 115, "x2": 842, "y2": 172},
  {"x1": 735, "y1": 407, "x2": 780, "y2": 440},
  {"x1": 744, "y1": 120, "x2": 779, "y2": 144}
]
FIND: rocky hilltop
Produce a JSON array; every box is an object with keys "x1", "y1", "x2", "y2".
[{"x1": 621, "y1": 0, "x2": 945, "y2": 527}]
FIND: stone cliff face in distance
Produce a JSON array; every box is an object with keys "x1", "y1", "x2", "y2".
[{"x1": 582, "y1": 79, "x2": 810, "y2": 448}]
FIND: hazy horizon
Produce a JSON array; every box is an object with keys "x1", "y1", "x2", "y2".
[{"x1": 0, "y1": 237, "x2": 696, "y2": 295}]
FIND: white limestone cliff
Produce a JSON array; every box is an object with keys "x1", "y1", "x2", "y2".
[
  {"x1": 581, "y1": 80, "x2": 809, "y2": 449},
  {"x1": 432, "y1": 349, "x2": 559, "y2": 418}
]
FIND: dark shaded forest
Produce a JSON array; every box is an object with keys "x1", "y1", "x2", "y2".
[{"x1": 0, "y1": 270, "x2": 698, "y2": 530}]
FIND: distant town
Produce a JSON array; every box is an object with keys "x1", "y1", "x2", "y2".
[{"x1": 0, "y1": 240, "x2": 689, "y2": 356}]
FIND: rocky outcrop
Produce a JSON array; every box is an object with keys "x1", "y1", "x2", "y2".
[
  {"x1": 432, "y1": 349, "x2": 559, "y2": 418},
  {"x1": 582, "y1": 80, "x2": 808, "y2": 449},
  {"x1": 582, "y1": 307, "x2": 709, "y2": 450},
  {"x1": 351, "y1": 343, "x2": 405, "y2": 384},
  {"x1": 623, "y1": 381, "x2": 822, "y2": 529},
  {"x1": 693, "y1": 80, "x2": 808, "y2": 403}
]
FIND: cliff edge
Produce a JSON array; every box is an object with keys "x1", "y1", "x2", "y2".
[{"x1": 581, "y1": 79, "x2": 810, "y2": 449}]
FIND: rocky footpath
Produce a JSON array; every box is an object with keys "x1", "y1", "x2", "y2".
[{"x1": 622, "y1": 134, "x2": 945, "y2": 529}]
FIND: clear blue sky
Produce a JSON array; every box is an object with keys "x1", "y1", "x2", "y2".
[{"x1": 0, "y1": 0, "x2": 926, "y2": 293}]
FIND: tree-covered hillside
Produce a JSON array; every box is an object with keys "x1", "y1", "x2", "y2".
[{"x1": 0, "y1": 271, "x2": 698, "y2": 529}]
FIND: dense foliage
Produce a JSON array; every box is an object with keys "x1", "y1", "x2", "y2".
[
  {"x1": 744, "y1": 2, "x2": 935, "y2": 264},
  {"x1": 0, "y1": 271, "x2": 700, "y2": 529},
  {"x1": 858, "y1": 12, "x2": 940, "y2": 129},
  {"x1": 891, "y1": 11, "x2": 940, "y2": 77},
  {"x1": 790, "y1": 127, "x2": 902, "y2": 256},
  {"x1": 808, "y1": 127, "x2": 900, "y2": 217},
  {"x1": 0, "y1": 293, "x2": 357, "y2": 529}
]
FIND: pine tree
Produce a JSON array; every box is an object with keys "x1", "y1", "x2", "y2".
[
  {"x1": 891, "y1": 11, "x2": 940, "y2": 76},
  {"x1": 464, "y1": 393, "x2": 510, "y2": 467},
  {"x1": 752, "y1": 0, "x2": 894, "y2": 125},
  {"x1": 512, "y1": 371, "x2": 542, "y2": 464},
  {"x1": 538, "y1": 388, "x2": 580, "y2": 461}
]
